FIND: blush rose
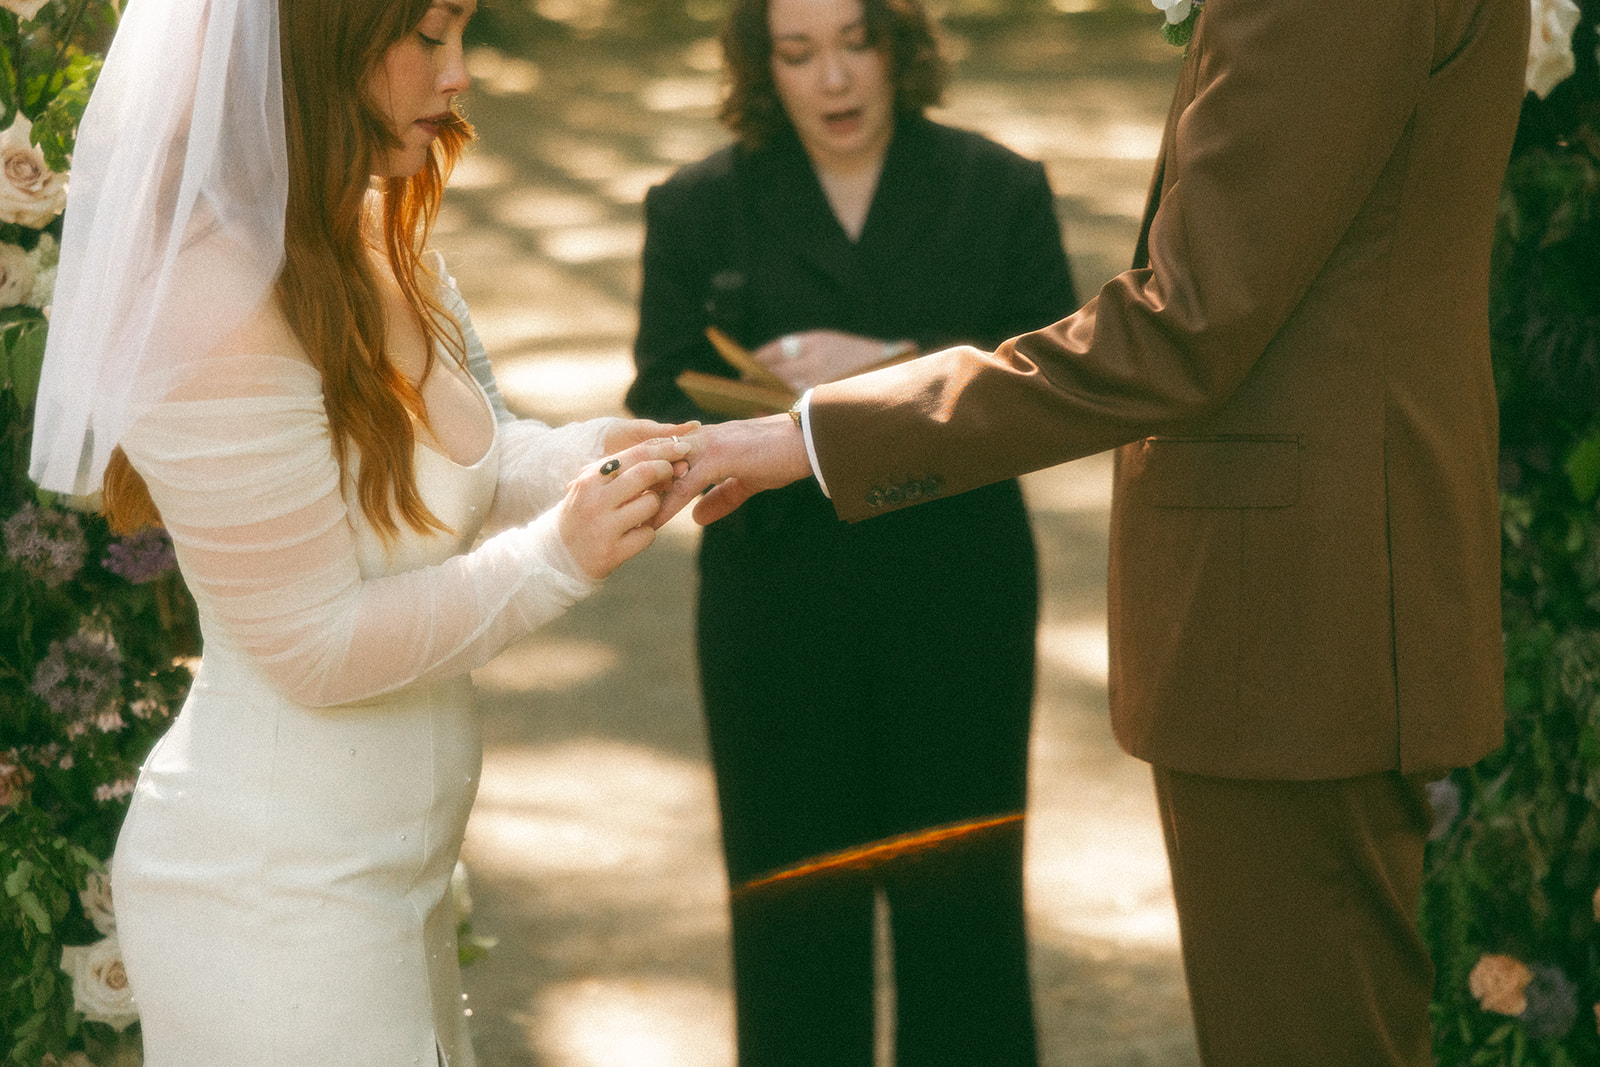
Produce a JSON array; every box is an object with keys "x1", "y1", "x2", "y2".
[
  {"x1": 0, "y1": 0, "x2": 54, "y2": 21},
  {"x1": 0, "y1": 113, "x2": 68, "y2": 228}
]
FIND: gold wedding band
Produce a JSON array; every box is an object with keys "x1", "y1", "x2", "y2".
[{"x1": 599, "y1": 458, "x2": 621, "y2": 477}]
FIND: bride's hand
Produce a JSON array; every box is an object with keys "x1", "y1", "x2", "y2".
[
  {"x1": 558, "y1": 437, "x2": 691, "y2": 579},
  {"x1": 601, "y1": 418, "x2": 698, "y2": 483},
  {"x1": 602, "y1": 418, "x2": 700, "y2": 457}
]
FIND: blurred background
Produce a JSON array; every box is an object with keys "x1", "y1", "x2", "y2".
[{"x1": 444, "y1": 2, "x2": 1198, "y2": 1063}]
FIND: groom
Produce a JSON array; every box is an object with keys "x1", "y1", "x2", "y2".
[{"x1": 657, "y1": 0, "x2": 1531, "y2": 1061}]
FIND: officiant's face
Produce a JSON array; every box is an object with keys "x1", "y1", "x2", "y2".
[
  {"x1": 768, "y1": 0, "x2": 895, "y2": 174},
  {"x1": 366, "y1": 0, "x2": 476, "y2": 178}
]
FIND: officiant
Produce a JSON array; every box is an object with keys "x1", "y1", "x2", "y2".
[{"x1": 625, "y1": 0, "x2": 1077, "y2": 1061}]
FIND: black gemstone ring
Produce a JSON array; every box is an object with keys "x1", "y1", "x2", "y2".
[{"x1": 599, "y1": 458, "x2": 621, "y2": 477}]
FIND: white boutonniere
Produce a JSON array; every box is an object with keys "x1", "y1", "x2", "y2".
[{"x1": 1154, "y1": 0, "x2": 1203, "y2": 47}]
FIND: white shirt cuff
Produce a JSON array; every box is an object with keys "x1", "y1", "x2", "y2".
[{"x1": 797, "y1": 389, "x2": 830, "y2": 499}]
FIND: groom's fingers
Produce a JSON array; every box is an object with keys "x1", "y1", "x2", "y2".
[
  {"x1": 653, "y1": 414, "x2": 813, "y2": 528},
  {"x1": 690, "y1": 479, "x2": 756, "y2": 526},
  {"x1": 653, "y1": 467, "x2": 715, "y2": 528}
]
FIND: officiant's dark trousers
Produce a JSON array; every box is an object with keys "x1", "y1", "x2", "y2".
[{"x1": 1153, "y1": 767, "x2": 1435, "y2": 1067}]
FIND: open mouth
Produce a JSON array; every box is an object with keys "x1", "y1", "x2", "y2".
[{"x1": 822, "y1": 107, "x2": 863, "y2": 134}]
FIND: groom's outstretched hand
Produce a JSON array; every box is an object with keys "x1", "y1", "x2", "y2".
[{"x1": 655, "y1": 414, "x2": 814, "y2": 527}]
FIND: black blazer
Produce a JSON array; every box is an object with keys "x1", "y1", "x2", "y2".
[
  {"x1": 629, "y1": 112, "x2": 1075, "y2": 643},
  {"x1": 628, "y1": 114, "x2": 1077, "y2": 427}
]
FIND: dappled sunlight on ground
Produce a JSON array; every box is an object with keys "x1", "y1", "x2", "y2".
[
  {"x1": 1038, "y1": 619, "x2": 1110, "y2": 686},
  {"x1": 519, "y1": 978, "x2": 735, "y2": 1067},
  {"x1": 447, "y1": 9, "x2": 1200, "y2": 1064},
  {"x1": 1028, "y1": 799, "x2": 1180, "y2": 950},
  {"x1": 471, "y1": 638, "x2": 620, "y2": 695},
  {"x1": 467, "y1": 739, "x2": 722, "y2": 905},
  {"x1": 490, "y1": 349, "x2": 636, "y2": 420}
]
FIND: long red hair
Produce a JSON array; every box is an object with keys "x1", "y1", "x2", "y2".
[{"x1": 105, "y1": 0, "x2": 475, "y2": 540}]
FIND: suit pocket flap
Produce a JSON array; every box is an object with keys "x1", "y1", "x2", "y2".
[{"x1": 1133, "y1": 435, "x2": 1301, "y2": 509}]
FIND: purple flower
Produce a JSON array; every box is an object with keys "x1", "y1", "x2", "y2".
[
  {"x1": 1426, "y1": 778, "x2": 1462, "y2": 841},
  {"x1": 1520, "y1": 964, "x2": 1579, "y2": 1041},
  {"x1": 102, "y1": 527, "x2": 177, "y2": 584},
  {"x1": 31, "y1": 631, "x2": 125, "y2": 736},
  {"x1": 3, "y1": 502, "x2": 87, "y2": 588}
]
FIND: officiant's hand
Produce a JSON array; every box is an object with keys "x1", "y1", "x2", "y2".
[
  {"x1": 754, "y1": 329, "x2": 915, "y2": 392},
  {"x1": 654, "y1": 414, "x2": 812, "y2": 528},
  {"x1": 559, "y1": 437, "x2": 691, "y2": 579}
]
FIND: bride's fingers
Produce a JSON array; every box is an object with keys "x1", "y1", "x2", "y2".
[
  {"x1": 611, "y1": 523, "x2": 658, "y2": 563},
  {"x1": 606, "y1": 421, "x2": 702, "y2": 453},
  {"x1": 595, "y1": 457, "x2": 677, "y2": 500},
  {"x1": 592, "y1": 437, "x2": 691, "y2": 478},
  {"x1": 612, "y1": 486, "x2": 664, "y2": 529}
]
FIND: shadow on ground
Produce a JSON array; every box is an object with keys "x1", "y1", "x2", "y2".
[{"x1": 446, "y1": 5, "x2": 1201, "y2": 1064}]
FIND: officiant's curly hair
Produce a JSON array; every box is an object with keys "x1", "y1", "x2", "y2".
[
  {"x1": 718, "y1": 0, "x2": 949, "y2": 149},
  {"x1": 105, "y1": 0, "x2": 475, "y2": 540}
]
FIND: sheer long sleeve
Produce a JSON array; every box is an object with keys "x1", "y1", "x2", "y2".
[{"x1": 121, "y1": 351, "x2": 600, "y2": 708}]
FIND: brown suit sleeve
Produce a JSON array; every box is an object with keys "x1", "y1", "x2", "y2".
[{"x1": 808, "y1": 0, "x2": 1436, "y2": 522}]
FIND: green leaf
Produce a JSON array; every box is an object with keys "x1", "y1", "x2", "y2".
[
  {"x1": 1161, "y1": 13, "x2": 1197, "y2": 47},
  {"x1": 4, "y1": 857, "x2": 34, "y2": 897},
  {"x1": 13, "y1": 1009, "x2": 45, "y2": 1040},
  {"x1": 33, "y1": 966, "x2": 54, "y2": 1010},
  {"x1": 1564, "y1": 432, "x2": 1600, "y2": 503},
  {"x1": 17, "y1": 888, "x2": 50, "y2": 933},
  {"x1": 3, "y1": 319, "x2": 47, "y2": 408},
  {"x1": 1487, "y1": 1022, "x2": 1516, "y2": 1046}
]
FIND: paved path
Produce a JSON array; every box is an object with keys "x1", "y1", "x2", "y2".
[{"x1": 444, "y1": 7, "x2": 1202, "y2": 1064}]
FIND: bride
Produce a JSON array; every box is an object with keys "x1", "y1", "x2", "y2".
[{"x1": 28, "y1": 0, "x2": 690, "y2": 1063}]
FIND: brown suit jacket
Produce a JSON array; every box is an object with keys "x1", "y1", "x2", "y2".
[{"x1": 807, "y1": 0, "x2": 1529, "y2": 779}]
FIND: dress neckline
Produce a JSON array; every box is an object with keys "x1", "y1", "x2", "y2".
[{"x1": 413, "y1": 346, "x2": 497, "y2": 471}]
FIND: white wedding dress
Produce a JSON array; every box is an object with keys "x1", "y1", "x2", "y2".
[{"x1": 111, "y1": 262, "x2": 612, "y2": 1066}]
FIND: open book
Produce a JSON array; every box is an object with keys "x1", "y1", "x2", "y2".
[
  {"x1": 675, "y1": 327, "x2": 918, "y2": 417},
  {"x1": 674, "y1": 328, "x2": 798, "y2": 417}
]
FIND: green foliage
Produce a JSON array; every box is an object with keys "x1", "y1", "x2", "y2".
[
  {"x1": 28, "y1": 52, "x2": 103, "y2": 173},
  {"x1": 1, "y1": 3, "x2": 203, "y2": 1065},
  {"x1": 1420, "y1": 4, "x2": 1600, "y2": 1062},
  {"x1": 1, "y1": 830, "x2": 101, "y2": 1067},
  {"x1": 1160, "y1": 8, "x2": 1197, "y2": 47}
]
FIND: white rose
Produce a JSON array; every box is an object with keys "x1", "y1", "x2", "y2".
[
  {"x1": 1152, "y1": 0, "x2": 1193, "y2": 25},
  {"x1": 0, "y1": 240, "x2": 35, "y2": 307},
  {"x1": 79, "y1": 868, "x2": 117, "y2": 936},
  {"x1": 1527, "y1": 0, "x2": 1583, "y2": 98},
  {"x1": 40, "y1": 1053, "x2": 96, "y2": 1067},
  {"x1": 0, "y1": 1, "x2": 54, "y2": 21},
  {"x1": 0, "y1": 113, "x2": 68, "y2": 229},
  {"x1": 59, "y1": 936, "x2": 139, "y2": 1032}
]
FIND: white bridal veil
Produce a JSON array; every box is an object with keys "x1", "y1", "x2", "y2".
[{"x1": 29, "y1": 0, "x2": 287, "y2": 495}]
